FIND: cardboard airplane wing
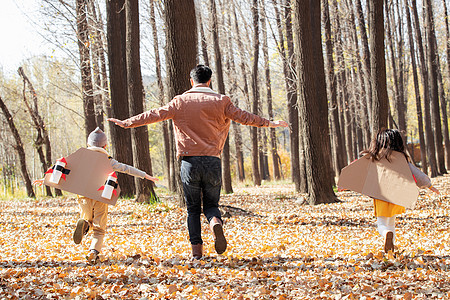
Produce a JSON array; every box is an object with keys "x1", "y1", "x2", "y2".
[
  {"x1": 337, "y1": 151, "x2": 419, "y2": 209},
  {"x1": 44, "y1": 148, "x2": 121, "y2": 205}
]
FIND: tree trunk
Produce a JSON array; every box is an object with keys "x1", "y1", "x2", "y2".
[
  {"x1": 322, "y1": 0, "x2": 345, "y2": 177},
  {"x1": 332, "y1": 1, "x2": 353, "y2": 164},
  {"x1": 164, "y1": 0, "x2": 197, "y2": 205},
  {"x1": 436, "y1": 55, "x2": 450, "y2": 171},
  {"x1": 197, "y1": 9, "x2": 210, "y2": 67},
  {"x1": 210, "y1": 0, "x2": 233, "y2": 193},
  {"x1": 404, "y1": 0, "x2": 427, "y2": 172},
  {"x1": 310, "y1": 0, "x2": 335, "y2": 188},
  {"x1": 106, "y1": 0, "x2": 136, "y2": 196},
  {"x1": 91, "y1": 0, "x2": 111, "y2": 130},
  {"x1": 125, "y1": 0, "x2": 157, "y2": 203},
  {"x1": 17, "y1": 67, "x2": 53, "y2": 197},
  {"x1": 443, "y1": 0, "x2": 450, "y2": 170},
  {"x1": 261, "y1": 5, "x2": 281, "y2": 180},
  {"x1": 424, "y1": 0, "x2": 446, "y2": 175},
  {"x1": 394, "y1": 0, "x2": 407, "y2": 134},
  {"x1": 149, "y1": 0, "x2": 171, "y2": 188},
  {"x1": 411, "y1": 0, "x2": 437, "y2": 176},
  {"x1": 87, "y1": 0, "x2": 104, "y2": 130},
  {"x1": 368, "y1": 0, "x2": 389, "y2": 132},
  {"x1": 76, "y1": 0, "x2": 97, "y2": 138},
  {"x1": 250, "y1": 0, "x2": 261, "y2": 187},
  {"x1": 345, "y1": 0, "x2": 371, "y2": 149},
  {"x1": 355, "y1": 0, "x2": 373, "y2": 132},
  {"x1": 227, "y1": 7, "x2": 245, "y2": 182},
  {"x1": 0, "y1": 96, "x2": 35, "y2": 198},
  {"x1": 293, "y1": 0, "x2": 338, "y2": 204},
  {"x1": 385, "y1": 1, "x2": 402, "y2": 132},
  {"x1": 272, "y1": 0, "x2": 301, "y2": 191}
]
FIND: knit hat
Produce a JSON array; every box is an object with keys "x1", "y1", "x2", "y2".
[{"x1": 87, "y1": 127, "x2": 107, "y2": 147}]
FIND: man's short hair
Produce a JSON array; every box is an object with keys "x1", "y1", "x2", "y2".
[{"x1": 190, "y1": 65, "x2": 212, "y2": 83}]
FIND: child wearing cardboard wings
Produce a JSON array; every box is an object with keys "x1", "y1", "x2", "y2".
[
  {"x1": 360, "y1": 129, "x2": 439, "y2": 253},
  {"x1": 34, "y1": 127, "x2": 158, "y2": 263}
]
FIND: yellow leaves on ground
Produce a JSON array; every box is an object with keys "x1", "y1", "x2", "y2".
[{"x1": 0, "y1": 176, "x2": 450, "y2": 299}]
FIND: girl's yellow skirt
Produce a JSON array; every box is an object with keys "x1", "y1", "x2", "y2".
[{"x1": 373, "y1": 198, "x2": 405, "y2": 217}]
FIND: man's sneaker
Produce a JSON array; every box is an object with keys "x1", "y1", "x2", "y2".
[
  {"x1": 210, "y1": 217, "x2": 227, "y2": 254},
  {"x1": 86, "y1": 249, "x2": 99, "y2": 264},
  {"x1": 384, "y1": 231, "x2": 394, "y2": 253},
  {"x1": 73, "y1": 219, "x2": 89, "y2": 244}
]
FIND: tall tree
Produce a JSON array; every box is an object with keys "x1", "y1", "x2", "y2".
[
  {"x1": 355, "y1": 0, "x2": 373, "y2": 131},
  {"x1": 310, "y1": 0, "x2": 334, "y2": 187},
  {"x1": 164, "y1": 0, "x2": 197, "y2": 204},
  {"x1": 18, "y1": 67, "x2": 52, "y2": 197},
  {"x1": 125, "y1": 0, "x2": 157, "y2": 202},
  {"x1": 272, "y1": 0, "x2": 302, "y2": 191},
  {"x1": 424, "y1": 0, "x2": 446, "y2": 174},
  {"x1": 385, "y1": 1, "x2": 404, "y2": 132},
  {"x1": 345, "y1": 0, "x2": 370, "y2": 148},
  {"x1": 0, "y1": 96, "x2": 35, "y2": 198},
  {"x1": 411, "y1": 0, "x2": 437, "y2": 176},
  {"x1": 87, "y1": 0, "x2": 105, "y2": 130},
  {"x1": 332, "y1": 0, "x2": 353, "y2": 165},
  {"x1": 250, "y1": 0, "x2": 261, "y2": 186},
  {"x1": 261, "y1": 3, "x2": 281, "y2": 180},
  {"x1": 210, "y1": 0, "x2": 233, "y2": 193},
  {"x1": 227, "y1": 4, "x2": 245, "y2": 182},
  {"x1": 404, "y1": 0, "x2": 427, "y2": 172},
  {"x1": 149, "y1": 0, "x2": 171, "y2": 186},
  {"x1": 106, "y1": 0, "x2": 136, "y2": 196},
  {"x1": 76, "y1": 0, "x2": 97, "y2": 137},
  {"x1": 293, "y1": 0, "x2": 338, "y2": 204},
  {"x1": 368, "y1": 0, "x2": 389, "y2": 131},
  {"x1": 322, "y1": 0, "x2": 345, "y2": 176},
  {"x1": 444, "y1": 0, "x2": 450, "y2": 107}
]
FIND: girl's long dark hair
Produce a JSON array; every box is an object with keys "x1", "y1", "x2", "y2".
[{"x1": 360, "y1": 128, "x2": 410, "y2": 162}]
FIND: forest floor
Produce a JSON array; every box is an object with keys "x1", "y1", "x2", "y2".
[{"x1": 1, "y1": 176, "x2": 450, "y2": 299}]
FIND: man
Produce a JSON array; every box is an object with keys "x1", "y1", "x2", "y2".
[{"x1": 108, "y1": 65, "x2": 288, "y2": 259}]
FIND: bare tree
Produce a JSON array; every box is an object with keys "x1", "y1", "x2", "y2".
[
  {"x1": 106, "y1": 0, "x2": 136, "y2": 196},
  {"x1": 18, "y1": 67, "x2": 58, "y2": 197},
  {"x1": 424, "y1": 0, "x2": 446, "y2": 175},
  {"x1": 149, "y1": 0, "x2": 171, "y2": 187},
  {"x1": 355, "y1": 0, "x2": 373, "y2": 130},
  {"x1": 322, "y1": 0, "x2": 345, "y2": 177},
  {"x1": 164, "y1": 0, "x2": 197, "y2": 204},
  {"x1": 250, "y1": 0, "x2": 262, "y2": 186},
  {"x1": 410, "y1": 0, "x2": 437, "y2": 176},
  {"x1": 76, "y1": 0, "x2": 97, "y2": 137},
  {"x1": 293, "y1": 0, "x2": 338, "y2": 204},
  {"x1": 272, "y1": 0, "x2": 302, "y2": 191},
  {"x1": 125, "y1": 0, "x2": 157, "y2": 202},
  {"x1": 404, "y1": 0, "x2": 427, "y2": 172},
  {"x1": 310, "y1": 0, "x2": 334, "y2": 187},
  {"x1": 209, "y1": 0, "x2": 233, "y2": 193},
  {"x1": 0, "y1": 96, "x2": 35, "y2": 198},
  {"x1": 368, "y1": 0, "x2": 389, "y2": 131},
  {"x1": 261, "y1": 3, "x2": 281, "y2": 180}
]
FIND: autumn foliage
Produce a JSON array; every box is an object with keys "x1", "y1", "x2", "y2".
[{"x1": 0, "y1": 178, "x2": 449, "y2": 299}]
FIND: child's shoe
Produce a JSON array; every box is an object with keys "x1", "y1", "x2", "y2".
[
  {"x1": 86, "y1": 249, "x2": 99, "y2": 264},
  {"x1": 73, "y1": 219, "x2": 89, "y2": 244},
  {"x1": 384, "y1": 231, "x2": 394, "y2": 253}
]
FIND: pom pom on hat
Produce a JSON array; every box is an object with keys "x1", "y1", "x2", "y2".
[{"x1": 87, "y1": 127, "x2": 107, "y2": 147}]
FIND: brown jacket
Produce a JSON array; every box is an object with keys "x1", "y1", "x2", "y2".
[{"x1": 123, "y1": 86, "x2": 271, "y2": 157}]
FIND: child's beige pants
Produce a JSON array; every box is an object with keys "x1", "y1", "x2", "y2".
[{"x1": 77, "y1": 196, "x2": 108, "y2": 252}]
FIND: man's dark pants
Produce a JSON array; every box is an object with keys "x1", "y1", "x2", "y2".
[{"x1": 180, "y1": 156, "x2": 222, "y2": 245}]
